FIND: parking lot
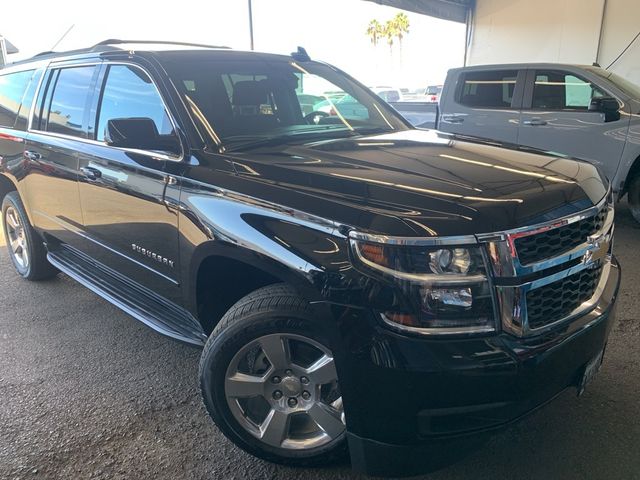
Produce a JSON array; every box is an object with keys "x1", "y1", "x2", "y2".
[{"x1": 0, "y1": 202, "x2": 638, "y2": 480}]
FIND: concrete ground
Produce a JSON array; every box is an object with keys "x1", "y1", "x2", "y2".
[{"x1": 1, "y1": 203, "x2": 639, "y2": 480}]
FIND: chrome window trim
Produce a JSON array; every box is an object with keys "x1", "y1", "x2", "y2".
[{"x1": 27, "y1": 60, "x2": 184, "y2": 162}]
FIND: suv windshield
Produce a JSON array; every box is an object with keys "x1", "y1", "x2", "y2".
[{"x1": 160, "y1": 54, "x2": 409, "y2": 150}]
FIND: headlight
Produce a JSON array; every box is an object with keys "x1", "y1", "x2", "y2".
[{"x1": 350, "y1": 236, "x2": 496, "y2": 334}]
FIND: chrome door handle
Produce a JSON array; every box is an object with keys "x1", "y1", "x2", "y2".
[
  {"x1": 442, "y1": 114, "x2": 465, "y2": 124},
  {"x1": 522, "y1": 118, "x2": 547, "y2": 126},
  {"x1": 24, "y1": 150, "x2": 42, "y2": 161},
  {"x1": 80, "y1": 166, "x2": 102, "y2": 181}
]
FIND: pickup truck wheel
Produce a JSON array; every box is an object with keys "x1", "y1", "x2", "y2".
[
  {"x1": 2, "y1": 192, "x2": 58, "y2": 280},
  {"x1": 628, "y1": 174, "x2": 640, "y2": 224},
  {"x1": 199, "y1": 284, "x2": 347, "y2": 467}
]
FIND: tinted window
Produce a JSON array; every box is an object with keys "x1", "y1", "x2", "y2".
[
  {"x1": 532, "y1": 70, "x2": 606, "y2": 110},
  {"x1": 96, "y1": 65, "x2": 174, "y2": 142},
  {"x1": 15, "y1": 70, "x2": 43, "y2": 131},
  {"x1": 47, "y1": 66, "x2": 96, "y2": 138},
  {"x1": 458, "y1": 70, "x2": 518, "y2": 108},
  {"x1": 0, "y1": 70, "x2": 34, "y2": 128}
]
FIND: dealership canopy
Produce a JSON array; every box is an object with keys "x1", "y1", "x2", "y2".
[{"x1": 365, "y1": 0, "x2": 473, "y2": 23}]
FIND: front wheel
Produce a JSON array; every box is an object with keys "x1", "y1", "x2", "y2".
[
  {"x1": 628, "y1": 173, "x2": 640, "y2": 224},
  {"x1": 199, "y1": 284, "x2": 347, "y2": 466}
]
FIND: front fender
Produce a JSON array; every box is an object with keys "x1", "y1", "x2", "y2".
[{"x1": 177, "y1": 186, "x2": 355, "y2": 315}]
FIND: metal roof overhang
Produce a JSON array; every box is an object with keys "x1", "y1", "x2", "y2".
[{"x1": 365, "y1": 0, "x2": 474, "y2": 23}]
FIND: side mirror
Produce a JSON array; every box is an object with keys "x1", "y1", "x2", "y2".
[
  {"x1": 588, "y1": 97, "x2": 621, "y2": 122},
  {"x1": 105, "y1": 118, "x2": 180, "y2": 154}
]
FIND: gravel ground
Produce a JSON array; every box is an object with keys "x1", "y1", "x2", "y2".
[{"x1": 0, "y1": 203, "x2": 639, "y2": 480}]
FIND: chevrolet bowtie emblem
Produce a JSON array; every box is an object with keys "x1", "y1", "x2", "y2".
[{"x1": 582, "y1": 233, "x2": 609, "y2": 267}]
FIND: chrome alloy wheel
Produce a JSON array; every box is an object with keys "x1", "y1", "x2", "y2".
[
  {"x1": 225, "y1": 333, "x2": 345, "y2": 450},
  {"x1": 4, "y1": 206, "x2": 29, "y2": 270}
]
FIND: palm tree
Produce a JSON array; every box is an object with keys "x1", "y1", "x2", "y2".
[
  {"x1": 384, "y1": 20, "x2": 396, "y2": 54},
  {"x1": 366, "y1": 20, "x2": 383, "y2": 47},
  {"x1": 393, "y1": 13, "x2": 410, "y2": 59}
]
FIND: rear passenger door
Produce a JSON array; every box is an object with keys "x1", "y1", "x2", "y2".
[
  {"x1": 518, "y1": 69, "x2": 628, "y2": 182},
  {"x1": 24, "y1": 63, "x2": 100, "y2": 251},
  {"x1": 76, "y1": 62, "x2": 183, "y2": 302},
  {"x1": 439, "y1": 69, "x2": 525, "y2": 144}
]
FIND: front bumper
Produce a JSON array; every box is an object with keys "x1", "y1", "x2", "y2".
[{"x1": 330, "y1": 256, "x2": 621, "y2": 477}]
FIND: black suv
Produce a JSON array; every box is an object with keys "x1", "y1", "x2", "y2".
[{"x1": 0, "y1": 41, "x2": 621, "y2": 476}]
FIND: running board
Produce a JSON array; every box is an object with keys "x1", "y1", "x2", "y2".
[{"x1": 47, "y1": 245, "x2": 207, "y2": 347}]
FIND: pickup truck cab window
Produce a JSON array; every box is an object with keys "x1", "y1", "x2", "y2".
[
  {"x1": 45, "y1": 66, "x2": 97, "y2": 138},
  {"x1": 532, "y1": 70, "x2": 606, "y2": 110},
  {"x1": 0, "y1": 70, "x2": 34, "y2": 128},
  {"x1": 457, "y1": 70, "x2": 519, "y2": 108}
]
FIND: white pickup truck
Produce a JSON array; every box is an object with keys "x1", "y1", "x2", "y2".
[{"x1": 393, "y1": 63, "x2": 640, "y2": 223}]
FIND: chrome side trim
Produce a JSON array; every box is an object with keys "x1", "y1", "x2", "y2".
[{"x1": 348, "y1": 230, "x2": 478, "y2": 247}]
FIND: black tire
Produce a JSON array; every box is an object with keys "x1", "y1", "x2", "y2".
[
  {"x1": 628, "y1": 173, "x2": 640, "y2": 224},
  {"x1": 2, "y1": 191, "x2": 58, "y2": 280},
  {"x1": 199, "y1": 284, "x2": 348, "y2": 467}
]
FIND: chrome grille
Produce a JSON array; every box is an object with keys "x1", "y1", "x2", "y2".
[
  {"x1": 526, "y1": 265, "x2": 603, "y2": 330},
  {"x1": 515, "y1": 208, "x2": 607, "y2": 265},
  {"x1": 483, "y1": 193, "x2": 614, "y2": 337}
]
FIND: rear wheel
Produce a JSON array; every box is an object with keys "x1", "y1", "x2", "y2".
[
  {"x1": 199, "y1": 284, "x2": 347, "y2": 466},
  {"x1": 628, "y1": 174, "x2": 640, "y2": 224},
  {"x1": 2, "y1": 191, "x2": 58, "y2": 280}
]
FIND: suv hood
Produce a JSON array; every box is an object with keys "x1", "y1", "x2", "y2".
[{"x1": 218, "y1": 130, "x2": 607, "y2": 237}]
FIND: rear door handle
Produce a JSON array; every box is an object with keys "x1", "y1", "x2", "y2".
[
  {"x1": 80, "y1": 166, "x2": 102, "y2": 181},
  {"x1": 24, "y1": 150, "x2": 42, "y2": 161},
  {"x1": 522, "y1": 118, "x2": 548, "y2": 126},
  {"x1": 441, "y1": 114, "x2": 465, "y2": 124}
]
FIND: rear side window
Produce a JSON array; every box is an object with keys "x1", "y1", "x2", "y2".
[
  {"x1": 0, "y1": 70, "x2": 34, "y2": 128},
  {"x1": 532, "y1": 70, "x2": 606, "y2": 110},
  {"x1": 96, "y1": 65, "x2": 174, "y2": 141},
  {"x1": 46, "y1": 66, "x2": 96, "y2": 138},
  {"x1": 458, "y1": 70, "x2": 518, "y2": 108}
]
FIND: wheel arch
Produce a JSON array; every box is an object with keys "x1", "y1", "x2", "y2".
[
  {"x1": 188, "y1": 241, "x2": 328, "y2": 336},
  {"x1": 0, "y1": 173, "x2": 18, "y2": 202},
  {"x1": 623, "y1": 154, "x2": 640, "y2": 196}
]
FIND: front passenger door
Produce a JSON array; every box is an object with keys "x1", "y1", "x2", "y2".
[
  {"x1": 518, "y1": 69, "x2": 628, "y2": 182},
  {"x1": 76, "y1": 63, "x2": 183, "y2": 303}
]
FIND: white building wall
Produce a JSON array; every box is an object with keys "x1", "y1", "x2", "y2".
[{"x1": 468, "y1": 0, "x2": 640, "y2": 85}]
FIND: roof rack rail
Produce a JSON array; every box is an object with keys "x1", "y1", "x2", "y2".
[{"x1": 92, "y1": 39, "x2": 231, "y2": 50}]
